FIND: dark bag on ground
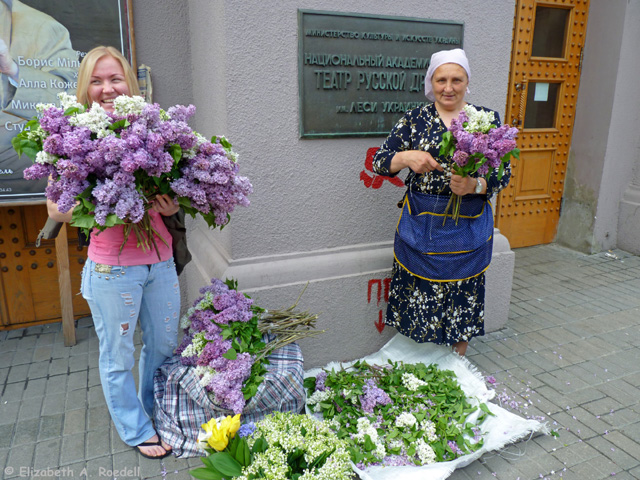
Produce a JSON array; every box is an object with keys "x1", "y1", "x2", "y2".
[{"x1": 153, "y1": 342, "x2": 305, "y2": 458}]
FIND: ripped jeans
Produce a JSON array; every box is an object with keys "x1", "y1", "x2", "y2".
[{"x1": 81, "y1": 258, "x2": 180, "y2": 446}]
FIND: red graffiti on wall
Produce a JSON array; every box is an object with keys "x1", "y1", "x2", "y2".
[
  {"x1": 360, "y1": 147, "x2": 405, "y2": 189},
  {"x1": 368, "y1": 278, "x2": 391, "y2": 333}
]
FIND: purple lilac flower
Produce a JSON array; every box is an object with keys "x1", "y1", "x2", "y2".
[
  {"x1": 382, "y1": 455, "x2": 415, "y2": 467},
  {"x1": 448, "y1": 440, "x2": 464, "y2": 456},
  {"x1": 315, "y1": 371, "x2": 328, "y2": 392},
  {"x1": 24, "y1": 163, "x2": 54, "y2": 180},
  {"x1": 39, "y1": 107, "x2": 69, "y2": 134},
  {"x1": 43, "y1": 134, "x2": 65, "y2": 156},
  {"x1": 360, "y1": 378, "x2": 393, "y2": 413},
  {"x1": 206, "y1": 352, "x2": 254, "y2": 413},
  {"x1": 491, "y1": 138, "x2": 517, "y2": 158},
  {"x1": 196, "y1": 338, "x2": 232, "y2": 367},
  {"x1": 211, "y1": 291, "x2": 254, "y2": 324},
  {"x1": 454, "y1": 131, "x2": 474, "y2": 153},
  {"x1": 470, "y1": 134, "x2": 489, "y2": 156},
  {"x1": 448, "y1": 111, "x2": 468, "y2": 135},
  {"x1": 452, "y1": 150, "x2": 469, "y2": 167},
  {"x1": 167, "y1": 104, "x2": 196, "y2": 123}
]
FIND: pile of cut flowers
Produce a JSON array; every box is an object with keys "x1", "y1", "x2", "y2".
[
  {"x1": 177, "y1": 278, "x2": 323, "y2": 413},
  {"x1": 305, "y1": 360, "x2": 494, "y2": 470},
  {"x1": 13, "y1": 93, "x2": 252, "y2": 255},
  {"x1": 191, "y1": 412, "x2": 354, "y2": 480}
]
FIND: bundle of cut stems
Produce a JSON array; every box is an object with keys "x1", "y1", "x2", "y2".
[{"x1": 255, "y1": 284, "x2": 324, "y2": 362}]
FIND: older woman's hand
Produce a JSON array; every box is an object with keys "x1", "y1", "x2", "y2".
[
  {"x1": 390, "y1": 150, "x2": 443, "y2": 175},
  {"x1": 450, "y1": 174, "x2": 485, "y2": 196},
  {"x1": 152, "y1": 194, "x2": 180, "y2": 216}
]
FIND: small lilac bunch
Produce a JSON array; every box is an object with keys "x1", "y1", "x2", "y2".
[
  {"x1": 176, "y1": 278, "x2": 322, "y2": 414},
  {"x1": 439, "y1": 104, "x2": 519, "y2": 222},
  {"x1": 14, "y1": 93, "x2": 252, "y2": 245},
  {"x1": 176, "y1": 278, "x2": 262, "y2": 414}
]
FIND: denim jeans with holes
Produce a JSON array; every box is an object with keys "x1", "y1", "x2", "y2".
[{"x1": 81, "y1": 257, "x2": 180, "y2": 446}]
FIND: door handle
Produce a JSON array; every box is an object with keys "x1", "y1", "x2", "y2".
[{"x1": 513, "y1": 80, "x2": 527, "y2": 128}]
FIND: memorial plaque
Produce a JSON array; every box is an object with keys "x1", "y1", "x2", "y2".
[
  {"x1": 0, "y1": 0, "x2": 134, "y2": 203},
  {"x1": 299, "y1": 10, "x2": 464, "y2": 138}
]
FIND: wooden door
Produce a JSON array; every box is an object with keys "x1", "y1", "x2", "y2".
[
  {"x1": 0, "y1": 205, "x2": 90, "y2": 329},
  {"x1": 495, "y1": 0, "x2": 590, "y2": 247}
]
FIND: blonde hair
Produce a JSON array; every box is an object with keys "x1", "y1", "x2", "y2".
[{"x1": 76, "y1": 46, "x2": 140, "y2": 106}]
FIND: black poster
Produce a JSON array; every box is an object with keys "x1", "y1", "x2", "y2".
[{"x1": 0, "y1": 0, "x2": 133, "y2": 202}]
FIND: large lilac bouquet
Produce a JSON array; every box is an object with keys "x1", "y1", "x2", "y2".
[
  {"x1": 13, "y1": 93, "x2": 252, "y2": 253},
  {"x1": 177, "y1": 278, "x2": 322, "y2": 414},
  {"x1": 439, "y1": 104, "x2": 519, "y2": 223}
]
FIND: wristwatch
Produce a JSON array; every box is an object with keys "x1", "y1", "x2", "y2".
[{"x1": 474, "y1": 177, "x2": 483, "y2": 194}]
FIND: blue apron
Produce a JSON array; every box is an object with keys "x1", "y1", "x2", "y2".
[{"x1": 394, "y1": 191, "x2": 494, "y2": 282}]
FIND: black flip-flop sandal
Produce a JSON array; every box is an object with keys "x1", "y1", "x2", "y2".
[{"x1": 135, "y1": 439, "x2": 172, "y2": 459}]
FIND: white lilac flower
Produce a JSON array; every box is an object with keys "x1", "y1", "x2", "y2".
[
  {"x1": 402, "y1": 372, "x2": 427, "y2": 391},
  {"x1": 196, "y1": 368, "x2": 215, "y2": 389},
  {"x1": 57, "y1": 92, "x2": 85, "y2": 111},
  {"x1": 113, "y1": 95, "x2": 147, "y2": 116},
  {"x1": 35, "y1": 151, "x2": 57, "y2": 165},
  {"x1": 25, "y1": 125, "x2": 47, "y2": 142},
  {"x1": 181, "y1": 332, "x2": 207, "y2": 357},
  {"x1": 395, "y1": 412, "x2": 417, "y2": 428},
  {"x1": 374, "y1": 442, "x2": 387, "y2": 459},
  {"x1": 389, "y1": 438, "x2": 404, "y2": 450},
  {"x1": 196, "y1": 291, "x2": 215, "y2": 311},
  {"x1": 180, "y1": 307, "x2": 196, "y2": 329},
  {"x1": 421, "y1": 420, "x2": 438, "y2": 442},
  {"x1": 354, "y1": 417, "x2": 378, "y2": 444},
  {"x1": 415, "y1": 438, "x2": 437, "y2": 465},
  {"x1": 463, "y1": 104, "x2": 495, "y2": 133},
  {"x1": 69, "y1": 105, "x2": 113, "y2": 138},
  {"x1": 35, "y1": 103, "x2": 56, "y2": 114},
  {"x1": 307, "y1": 388, "x2": 333, "y2": 409}
]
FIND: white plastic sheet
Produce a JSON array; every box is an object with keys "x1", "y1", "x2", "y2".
[{"x1": 305, "y1": 334, "x2": 548, "y2": 480}]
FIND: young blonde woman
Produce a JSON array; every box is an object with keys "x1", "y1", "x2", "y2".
[{"x1": 47, "y1": 46, "x2": 179, "y2": 459}]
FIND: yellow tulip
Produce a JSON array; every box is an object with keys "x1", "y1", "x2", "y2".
[
  {"x1": 221, "y1": 413, "x2": 241, "y2": 439},
  {"x1": 207, "y1": 425, "x2": 229, "y2": 451},
  {"x1": 201, "y1": 418, "x2": 218, "y2": 436},
  {"x1": 199, "y1": 414, "x2": 242, "y2": 452}
]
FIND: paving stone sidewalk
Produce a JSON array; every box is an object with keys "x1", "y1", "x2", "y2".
[{"x1": 1, "y1": 244, "x2": 639, "y2": 480}]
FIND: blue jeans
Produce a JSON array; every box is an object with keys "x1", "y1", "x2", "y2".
[{"x1": 81, "y1": 258, "x2": 180, "y2": 446}]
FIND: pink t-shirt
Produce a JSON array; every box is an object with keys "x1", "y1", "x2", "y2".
[{"x1": 88, "y1": 210, "x2": 173, "y2": 266}]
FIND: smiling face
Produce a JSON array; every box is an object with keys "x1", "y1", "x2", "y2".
[
  {"x1": 87, "y1": 55, "x2": 130, "y2": 111},
  {"x1": 431, "y1": 63, "x2": 469, "y2": 112}
]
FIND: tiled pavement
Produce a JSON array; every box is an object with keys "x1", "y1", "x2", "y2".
[{"x1": 1, "y1": 244, "x2": 639, "y2": 480}]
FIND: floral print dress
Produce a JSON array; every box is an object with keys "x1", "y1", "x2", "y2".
[{"x1": 373, "y1": 102, "x2": 511, "y2": 345}]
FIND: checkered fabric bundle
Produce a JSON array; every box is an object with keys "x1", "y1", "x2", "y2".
[{"x1": 153, "y1": 343, "x2": 305, "y2": 458}]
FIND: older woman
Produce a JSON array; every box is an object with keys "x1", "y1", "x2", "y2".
[
  {"x1": 373, "y1": 49, "x2": 511, "y2": 356},
  {"x1": 47, "y1": 46, "x2": 179, "y2": 459}
]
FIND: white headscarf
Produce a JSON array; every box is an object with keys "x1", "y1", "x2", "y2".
[{"x1": 424, "y1": 48, "x2": 471, "y2": 101}]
